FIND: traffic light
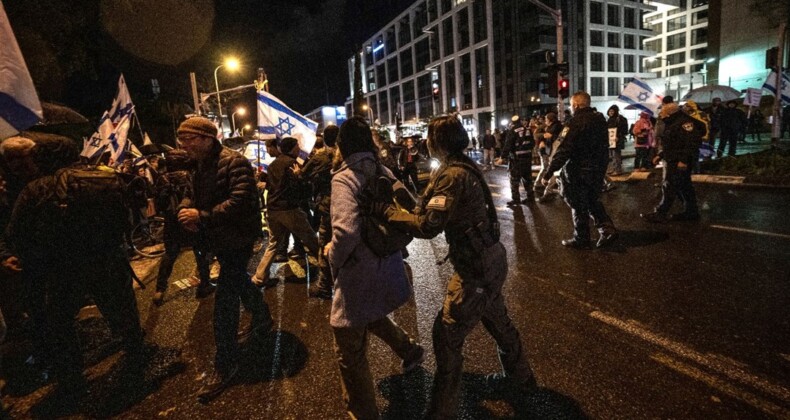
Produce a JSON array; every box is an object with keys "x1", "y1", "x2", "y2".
[
  {"x1": 558, "y1": 78, "x2": 569, "y2": 98},
  {"x1": 432, "y1": 82, "x2": 440, "y2": 101},
  {"x1": 546, "y1": 70, "x2": 558, "y2": 98}
]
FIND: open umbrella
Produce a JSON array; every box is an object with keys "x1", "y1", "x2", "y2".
[
  {"x1": 682, "y1": 85, "x2": 741, "y2": 103},
  {"x1": 23, "y1": 102, "x2": 93, "y2": 142},
  {"x1": 139, "y1": 143, "x2": 173, "y2": 155}
]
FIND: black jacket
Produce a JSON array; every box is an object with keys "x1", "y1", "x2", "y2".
[
  {"x1": 502, "y1": 124, "x2": 534, "y2": 159},
  {"x1": 607, "y1": 112, "x2": 629, "y2": 150},
  {"x1": 186, "y1": 141, "x2": 262, "y2": 252},
  {"x1": 660, "y1": 111, "x2": 706, "y2": 165},
  {"x1": 544, "y1": 107, "x2": 609, "y2": 181}
]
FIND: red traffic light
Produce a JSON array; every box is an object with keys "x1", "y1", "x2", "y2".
[{"x1": 558, "y1": 78, "x2": 570, "y2": 97}]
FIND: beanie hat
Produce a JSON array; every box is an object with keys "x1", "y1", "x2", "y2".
[{"x1": 177, "y1": 116, "x2": 217, "y2": 139}]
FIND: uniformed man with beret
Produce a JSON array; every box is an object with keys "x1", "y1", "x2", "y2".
[
  {"x1": 542, "y1": 91, "x2": 618, "y2": 249},
  {"x1": 641, "y1": 102, "x2": 706, "y2": 223}
]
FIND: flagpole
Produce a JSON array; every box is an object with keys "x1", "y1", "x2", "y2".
[{"x1": 133, "y1": 110, "x2": 145, "y2": 145}]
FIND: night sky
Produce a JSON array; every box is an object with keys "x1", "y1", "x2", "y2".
[{"x1": 5, "y1": 0, "x2": 414, "y2": 134}]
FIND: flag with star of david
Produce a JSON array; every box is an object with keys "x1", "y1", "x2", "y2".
[
  {"x1": 81, "y1": 74, "x2": 138, "y2": 164},
  {"x1": 762, "y1": 70, "x2": 790, "y2": 105},
  {"x1": 617, "y1": 77, "x2": 663, "y2": 116},
  {"x1": 257, "y1": 90, "x2": 318, "y2": 161}
]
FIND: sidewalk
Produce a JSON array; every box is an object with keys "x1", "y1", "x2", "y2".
[{"x1": 475, "y1": 137, "x2": 789, "y2": 188}]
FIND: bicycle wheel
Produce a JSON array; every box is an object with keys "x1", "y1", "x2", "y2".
[{"x1": 131, "y1": 216, "x2": 166, "y2": 258}]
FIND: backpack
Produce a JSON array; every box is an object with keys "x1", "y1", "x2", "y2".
[
  {"x1": 357, "y1": 162, "x2": 413, "y2": 258},
  {"x1": 53, "y1": 165, "x2": 130, "y2": 257}
]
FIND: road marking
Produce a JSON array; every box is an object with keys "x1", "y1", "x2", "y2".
[
  {"x1": 651, "y1": 353, "x2": 790, "y2": 418},
  {"x1": 589, "y1": 310, "x2": 790, "y2": 402},
  {"x1": 692, "y1": 174, "x2": 745, "y2": 184},
  {"x1": 710, "y1": 225, "x2": 790, "y2": 240}
]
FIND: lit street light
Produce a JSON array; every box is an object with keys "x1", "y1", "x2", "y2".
[
  {"x1": 362, "y1": 103, "x2": 373, "y2": 123},
  {"x1": 241, "y1": 123, "x2": 251, "y2": 137},
  {"x1": 214, "y1": 57, "x2": 240, "y2": 135},
  {"x1": 232, "y1": 107, "x2": 246, "y2": 134}
]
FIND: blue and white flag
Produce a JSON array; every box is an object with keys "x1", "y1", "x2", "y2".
[
  {"x1": 617, "y1": 77, "x2": 663, "y2": 116},
  {"x1": 0, "y1": 2, "x2": 43, "y2": 139},
  {"x1": 106, "y1": 74, "x2": 134, "y2": 124},
  {"x1": 108, "y1": 114, "x2": 131, "y2": 165},
  {"x1": 81, "y1": 111, "x2": 113, "y2": 159},
  {"x1": 762, "y1": 70, "x2": 790, "y2": 105},
  {"x1": 82, "y1": 74, "x2": 138, "y2": 163},
  {"x1": 257, "y1": 90, "x2": 318, "y2": 161}
]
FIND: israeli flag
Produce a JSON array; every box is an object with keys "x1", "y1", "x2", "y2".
[
  {"x1": 617, "y1": 77, "x2": 663, "y2": 116},
  {"x1": 106, "y1": 74, "x2": 134, "y2": 124},
  {"x1": 762, "y1": 70, "x2": 790, "y2": 105},
  {"x1": 257, "y1": 90, "x2": 318, "y2": 161},
  {"x1": 108, "y1": 114, "x2": 132, "y2": 165},
  {"x1": 0, "y1": 2, "x2": 43, "y2": 139}
]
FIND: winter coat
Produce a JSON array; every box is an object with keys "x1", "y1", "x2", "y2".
[
  {"x1": 184, "y1": 141, "x2": 262, "y2": 252},
  {"x1": 607, "y1": 105, "x2": 629, "y2": 150},
  {"x1": 328, "y1": 152, "x2": 411, "y2": 328},
  {"x1": 632, "y1": 115, "x2": 655, "y2": 148}
]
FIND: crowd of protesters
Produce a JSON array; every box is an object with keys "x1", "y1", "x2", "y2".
[{"x1": 0, "y1": 86, "x2": 782, "y2": 418}]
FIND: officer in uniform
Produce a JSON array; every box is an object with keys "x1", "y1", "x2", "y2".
[
  {"x1": 641, "y1": 102, "x2": 706, "y2": 223},
  {"x1": 542, "y1": 91, "x2": 618, "y2": 249},
  {"x1": 501, "y1": 115, "x2": 535, "y2": 205},
  {"x1": 377, "y1": 116, "x2": 536, "y2": 419}
]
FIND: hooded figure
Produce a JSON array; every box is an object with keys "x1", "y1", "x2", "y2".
[
  {"x1": 632, "y1": 112, "x2": 655, "y2": 170},
  {"x1": 682, "y1": 100, "x2": 710, "y2": 142},
  {"x1": 606, "y1": 104, "x2": 628, "y2": 174}
]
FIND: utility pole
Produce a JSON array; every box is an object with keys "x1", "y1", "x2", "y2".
[
  {"x1": 771, "y1": 21, "x2": 786, "y2": 148},
  {"x1": 527, "y1": 0, "x2": 565, "y2": 121},
  {"x1": 190, "y1": 72, "x2": 200, "y2": 115}
]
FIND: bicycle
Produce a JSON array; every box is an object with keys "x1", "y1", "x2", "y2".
[{"x1": 130, "y1": 216, "x2": 166, "y2": 258}]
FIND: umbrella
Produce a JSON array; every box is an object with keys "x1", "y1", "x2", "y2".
[
  {"x1": 23, "y1": 102, "x2": 93, "y2": 142},
  {"x1": 139, "y1": 143, "x2": 174, "y2": 155},
  {"x1": 682, "y1": 85, "x2": 741, "y2": 103},
  {"x1": 40, "y1": 102, "x2": 89, "y2": 125}
]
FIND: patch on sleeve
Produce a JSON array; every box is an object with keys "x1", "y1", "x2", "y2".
[
  {"x1": 560, "y1": 127, "x2": 570, "y2": 138},
  {"x1": 426, "y1": 195, "x2": 448, "y2": 210},
  {"x1": 682, "y1": 122, "x2": 694, "y2": 132}
]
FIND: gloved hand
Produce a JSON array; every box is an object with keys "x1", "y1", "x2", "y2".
[{"x1": 370, "y1": 201, "x2": 396, "y2": 220}]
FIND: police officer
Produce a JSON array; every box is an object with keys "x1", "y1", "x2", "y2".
[
  {"x1": 501, "y1": 115, "x2": 535, "y2": 205},
  {"x1": 377, "y1": 116, "x2": 536, "y2": 419},
  {"x1": 541, "y1": 91, "x2": 618, "y2": 249},
  {"x1": 641, "y1": 102, "x2": 705, "y2": 223}
]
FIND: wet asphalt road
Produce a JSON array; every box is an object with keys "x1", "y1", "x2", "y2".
[{"x1": 3, "y1": 167, "x2": 790, "y2": 419}]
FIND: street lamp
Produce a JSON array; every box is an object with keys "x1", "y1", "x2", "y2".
[
  {"x1": 362, "y1": 103, "x2": 373, "y2": 123},
  {"x1": 232, "y1": 107, "x2": 246, "y2": 134},
  {"x1": 241, "y1": 123, "x2": 251, "y2": 137},
  {"x1": 214, "y1": 57, "x2": 240, "y2": 135}
]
